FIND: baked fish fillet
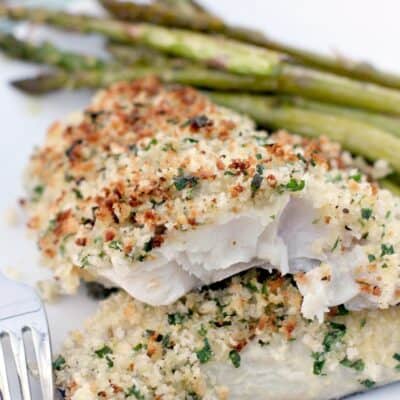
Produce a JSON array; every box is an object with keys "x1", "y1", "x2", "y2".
[
  {"x1": 55, "y1": 269, "x2": 400, "y2": 400},
  {"x1": 25, "y1": 77, "x2": 400, "y2": 320}
]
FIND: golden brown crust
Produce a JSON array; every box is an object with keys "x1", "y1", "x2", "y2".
[{"x1": 26, "y1": 79, "x2": 340, "y2": 267}]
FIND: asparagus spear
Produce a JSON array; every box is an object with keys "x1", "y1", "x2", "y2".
[
  {"x1": 280, "y1": 96, "x2": 400, "y2": 137},
  {"x1": 107, "y1": 42, "x2": 400, "y2": 115},
  {"x1": 170, "y1": 0, "x2": 211, "y2": 14},
  {"x1": 99, "y1": 0, "x2": 226, "y2": 32},
  {"x1": 2, "y1": 5, "x2": 400, "y2": 115},
  {"x1": 106, "y1": 42, "x2": 400, "y2": 116},
  {"x1": 2, "y1": 27, "x2": 400, "y2": 115},
  {"x1": 0, "y1": 34, "x2": 278, "y2": 92},
  {"x1": 101, "y1": 0, "x2": 400, "y2": 90},
  {"x1": 10, "y1": 66, "x2": 278, "y2": 94},
  {"x1": 11, "y1": 37, "x2": 400, "y2": 138},
  {"x1": 0, "y1": 5, "x2": 282, "y2": 77},
  {"x1": 106, "y1": 42, "x2": 191, "y2": 67},
  {"x1": 0, "y1": 32, "x2": 106, "y2": 71},
  {"x1": 155, "y1": 0, "x2": 206, "y2": 16},
  {"x1": 278, "y1": 65, "x2": 400, "y2": 115},
  {"x1": 250, "y1": 38, "x2": 400, "y2": 91},
  {"x1": 11, "y1": 72, "x2": 72, "y2": 94},
  {"x1": 207, "y1": 92, "x2": 400, "y2": 174}
]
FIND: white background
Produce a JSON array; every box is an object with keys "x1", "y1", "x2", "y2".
[{"x1": 0, "y1": 1, "x2": 399, "y2": 398}]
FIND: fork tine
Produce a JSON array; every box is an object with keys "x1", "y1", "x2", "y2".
[
  {"x1": 9, "y1": 332, "x2": 32, "y2": 400},
  {"x1": 0, "y1": 338, "x2": 11, "y2": 400},
  {"x1": 31, "y1": 327, "x2": 54, "y2": 400}
]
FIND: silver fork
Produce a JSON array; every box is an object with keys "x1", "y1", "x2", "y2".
[{"x1": 0, "y1": 272, "x2": 54, "y2": 400}]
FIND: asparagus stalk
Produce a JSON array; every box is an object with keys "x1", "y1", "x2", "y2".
[
  {"x1": 251, "y1": 38, "x2": 400, "y2": 91},
  {"x1": 11, "y1": 39, "x2": 400, "y2": 138},
  {"x1": 2, "y1": 5, "x2": 400, "y2": 115},
  {"x1": 0, "y1": 5, "x2": 282, "y2": 77},
  {"x1": 101, "y1": 0, "x2": 400, "y2": 90},
  {"x1": 2, "y1": 28, "x2": 400, "y2": 115},
  {"x1": 207, "y1": 92, "x2": 400, "y2": 174},
  {"x1": 105, "y1": 41, "x2": 400, "y2": 116},
  {"x1": 158, "y1": 0, "x2": 211, "y2": 15},
  {"x1": 106, "y1": 42, "x2": 191, "y2": 67},
  {"x1": 107, "y1": 42, "x2": 400, "y2": 115},
  {"x1": 10, "y1": 66, "x2": 278, "y2": 94},
  {"x1": 278, "y1": 65, "x2": 400, "y2": 115},
  {"x1": 11, "y1": 72, "x2": 72, "y2": 94},
  {"x1": 0, "y1": 32, "x2": 106, "y2": 71},
  {"x1": 99, "y1": 0, "x2": 226, "y2": 32},
  {"x1": 280, "y1": 96, "x2": 400, "y2": 137},
  {"x1": 12, "y1": 47, "x2": 400, "y2": 138},
  {"x1": 171, "y1": 0, "x2": 212, "y2": 14}
]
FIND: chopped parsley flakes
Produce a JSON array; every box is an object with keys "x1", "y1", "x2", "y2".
[
  {"x1": 184, "y1": 137, "x2": 199, "y2": 143},
  {"x1": 196, "y1": 338, "x2": 213, "y2": 364},
  {"x1": 360, "y1": 379, "x2": 375, "y2": 388},
  {"x1": 312, "y1": 352, "x2": 325, "y2": 376},
  {"x1": 198, "y1": 324, "x2": 207, "y2": 337},
  {"x1": 125, "y1": 385, "x2": 145, "y2": 399},
  {"x1": 361, "y1": 208, "x2": 372, "y2": 220},
  {"x1": 168, "y1": 312, "x2": 186, "y2": 325},
  {"x1": 229, "y1": 349, "x2": 241, "y2": 368},
  {"x1": 144, "y1": 138, "x2": 158, "y2": 151},
  {"x1": 133, "y1": 343, "x2": 144, "y2": 352},
  {"x1": 52, "y1": 355, "x2": 66, "y2": 371},
  {"x1": 284, "y1": 178, "x2": 305, "y2": 192},
  {"x1": 244, "y1": 281, "x2": 259, "y2": 293},
  {"x1": 350, "y1": 172, "x2": 362, "y2": 182},
  {"x1": 108, "y1": 240, "x2": 123, "y2": 251},
  {"x1": 312, "y1": 322, "x2": 347, "y2": 375},
  {"x1": 173, "y1": 170, "x2": 199, "y2": 191},
  {"x1": 331, "y1": 237, "x2": 340, "y2": 252},
  {"x1": 393, "y1": 353, "x2": 400, "y2": 370},
  {"x1": 340, "y1": 357, "x2": 365, "y2": 371},
  {"x1": 323, "y1": 322, "x2": 346, "y2": 352},
  {"x1": 337, "y1": 304, "x2": 349, "y2": 316},
  {"x1": 94, "y1": 345, "x2": 113, "y2": 367},
  {"x1": 32, "y1": 184, "x2": 45, "y2": 201},
  {"x1": 381, "y1": 243, "x2": 395, "y2": 256},
  {"x1": 94, "y1": 345, "x2": 113, "y2": 358},
  {"x1": 72, "y1": 188, "x2": 83, "y2": 199}
]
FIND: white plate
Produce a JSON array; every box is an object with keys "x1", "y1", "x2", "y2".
[{"x1": 0, "y1": 1, "x2": 399, "y2": 398}]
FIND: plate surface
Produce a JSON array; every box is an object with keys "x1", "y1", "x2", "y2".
[{"x1": 0, "y1": 1, "x2": 399, "y2": 398}]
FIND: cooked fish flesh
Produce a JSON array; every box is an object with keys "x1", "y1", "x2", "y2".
[
  {"x1": 25, "y1": 78, "x2": 400, "y2": 320},
  {"x1": 54, "y1": 269, "x2": 400, "y2": 400}
]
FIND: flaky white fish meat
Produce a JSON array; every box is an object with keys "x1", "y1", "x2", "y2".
[
  {"x1": 26, "y1": 78, "x2": 400, "y2": 320},
  {"x1": 55, "y1": 270, "x2": 400, "y2": 400}
]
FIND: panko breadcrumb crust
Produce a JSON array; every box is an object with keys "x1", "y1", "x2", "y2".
[
  {"x1": 55, "y1": 270, "x2": 400, "y2": 400},
  {"x1": 25, "y1": 78, "x2": 400, "y2": 312}
]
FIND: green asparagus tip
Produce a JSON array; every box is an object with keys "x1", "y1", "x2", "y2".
[{"x1": 11, "y1": 73, "x2": 67, "y2": 94}]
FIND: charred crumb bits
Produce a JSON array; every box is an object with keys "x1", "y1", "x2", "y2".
[
  {"x1": 186, "y1": 114, "x2": 213, "y2": 130},
  {"x1": 65, "y1": 139, "x2": 83, "y2": 161},
  {"x1": 85, "y1": 282, "x2": 119, "y2": 300}
]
